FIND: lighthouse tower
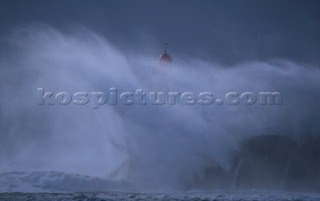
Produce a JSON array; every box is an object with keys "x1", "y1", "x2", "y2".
[{"x1": 159, "y1": 44, "x2": 172, "y2": 64}]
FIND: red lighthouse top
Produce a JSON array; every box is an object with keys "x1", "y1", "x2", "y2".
[{"x1": 159, "y1": 44, "x2": 172, "y2": 64}]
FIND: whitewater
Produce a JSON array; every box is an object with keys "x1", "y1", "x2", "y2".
[{"x1": 1, "y1": 26, "x2": 320, "y2": 200}]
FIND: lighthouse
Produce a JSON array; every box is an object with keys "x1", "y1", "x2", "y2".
[{"x1": 159, "y1": 44, "x2": 172, "y2": 64}]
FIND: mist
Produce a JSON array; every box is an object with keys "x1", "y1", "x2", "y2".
[{"x1": 0, "y1": 25, "x2": 320, "y2": 192}]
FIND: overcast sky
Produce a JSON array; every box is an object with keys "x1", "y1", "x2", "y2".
[{"x1": 0, "y1": 0, "x2": 319, "y2": 65}]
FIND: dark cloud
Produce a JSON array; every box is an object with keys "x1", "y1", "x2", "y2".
[{"x1": 0, "y1": 0, "x2": 319, "y2": 64}]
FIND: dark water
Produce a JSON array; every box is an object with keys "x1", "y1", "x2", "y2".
[{"x1": 0, "y1": 192, "x2": 320, "y2": 201}]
